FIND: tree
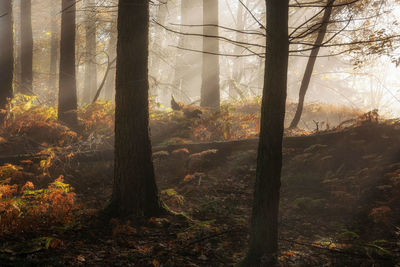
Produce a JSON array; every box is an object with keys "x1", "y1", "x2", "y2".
[
  {"x1": 109, "y1": 0, "x2": 163, "y2": 218},
  {"x1": 151, "y1": 2, "x2": 167, "y2": 101},
  {"x1": 200, "y1": 0, "x2": 220, "y2": 109},
  {"x1": 241, "y1": 0, "x2": 289, "y2": 265},
  {"x1": 230, "y1": 1, "x2": 245, "y2": 99},
  {"x1": 20, "y1": 0, "x2": 33, "y2": 95},
  {"x1": 83, "y1": 0, "x2": 98, "y2": 103},
  {"x1": 0, "y1": 0, "x2": 13, "y2": 114},
  {"x1": 48, "y1": 2, "x2": 59, "y2": 92},
  {"x1": 289, "y1": 0, "x2": 334, "y2": 129},
  {"x1": 172, "y1": 0, "x2": 198, "y2": 102},
  {"x1": 58, "y1": 0, "x2": 78, "y2": 128},
  {"x1": 104, "y1": 21, "x2": 117, "y2": 100}
]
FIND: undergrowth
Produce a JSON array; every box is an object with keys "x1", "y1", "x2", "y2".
[{"x1": 0, "y1": 165, "x2": 78, "y2": 237}]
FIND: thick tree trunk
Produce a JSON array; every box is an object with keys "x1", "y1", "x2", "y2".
[
  {"x1": 20, "y1": 0, "x2": 33, "y2": 95},
  {"x1": 200, "y1": 0, "x2": 220, "y2": 109},
  {"x1": 83, "y1": 0, "x2": 97, "y2": 103},
  {"x1": 109, "y1": 0, "x2": 162, "y2": 218},
  {"x1": 48, "y1": 3, "x2": 59, "y2": 92},
  {"x1": 0, "y1": 0, "x2": 13, "y2": 114},
  {"x1": 242, "y1": 0, "x2": 289, "y2": 266},
  {"x1": 289, "y1": 0, "x2": 334, "y2": 129},
  {"x1": 58, "y1": 0, "x2": 78, "y2": 128}
]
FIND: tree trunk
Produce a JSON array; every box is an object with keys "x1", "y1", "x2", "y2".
[
  {"x1": 231, "y1": 1, "x2": 244, "y2": 98},
  {"x1": 172, "y1": 0, "x2": 195, "y2": 103},
  {"x1": 83, "y1": 0, "x2": 97, "y2": 103},
  {"x1": 109, "y1": 0, "x2": 163, "y2": 218},
  {"x1": 150, "y1": 2, "x2": 167, "y2": 102},
  {"x1": 20, "y1": 0, "x2": 33, "y2": 95},
  {"x1": 0, "y1": 0, "x2": 13, "y2": 114},
  {"x1": 289, "y1": 0, "x2": 334, "y2": 129},
  {"x1": 104, "y1": 22, "x2": 117, "y2": 101},
  {"x1": 48, "y1": 2, "x2": 59, "y2": 92},
  {"x1": 151, "y1": 3, "x2": 167, "y2": 75},
  {"x1": 58, "y1": 0, "x2": 78, "y2": 128},
  {"x1": 200, "y1": 0, "x2": 220, "y2": 109},
  {"x1": 92, "y1": 57, "x2": 116, "y2": 103},
  {"x1": 241, "y1": 0, "x2": 289, "y2": 266}
]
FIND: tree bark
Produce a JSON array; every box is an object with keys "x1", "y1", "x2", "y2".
[
  {"x1": 242, "y1": 0, "x2": 289, "y2": 266},
  {"x1": 48, "y1": 2, "x2": 59, "y2": 92},
  {"x1": 58, "y1": 0, "x2": 78, "y2": 128},
  {"x1": 0, "y1": 0, "x2": 13, "y2": 114},
  {"x1": 200, "y1": 0, "x2": 220, "y2": 109},
  {"x1": 20, "y1": 0, "x2": 33, "y2": 95},
  {"x1": 289, "y1": 0, "x2": 334, "y2": 129},
  {"x1": 109, "y1": 0, "x2": 163, "y2": 218},
  {"x1": 83, "y1": 0, "x2": 97, "y2": 103}
]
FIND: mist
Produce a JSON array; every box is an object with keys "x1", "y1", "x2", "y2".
[{"x1": 0, "y1": 0, "x2": 399, "y2": 266}]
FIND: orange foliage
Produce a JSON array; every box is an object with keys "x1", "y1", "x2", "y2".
[
  {"x1": 79, "y1": 101, "x2": 115, "y2": 136},
  {"x1": 192, "y1": 105, "x2": 260, "y2": 142},
  {"x1": 0, "y1": 175, "x2": 78, "y2": 236},
  {"x1": 4, "y1": 94, "x2": 78, "y2": 144}
]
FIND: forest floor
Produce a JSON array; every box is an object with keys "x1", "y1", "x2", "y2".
[{"x1": 0, "y1": 98, "x2": 399, "y2": 266}]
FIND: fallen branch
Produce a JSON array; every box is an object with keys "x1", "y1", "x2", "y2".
[{"x1": 0, "y1": 124, "x2": 396, "y2": 165}]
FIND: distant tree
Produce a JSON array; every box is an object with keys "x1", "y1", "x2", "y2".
[
  {"x1": 0, "y1": 0, "x2": 13, "y2": 114},
  {"x1": 83, "y1": 0, "x2": 97, "y2": 103},
  {"x1": 173, "y1": 0, "x2": 197, "y2": 102},
  {"x1": 200, "y1": 0, "x2": 220, "y2": 109},
  {"x1": 104, "y1": 21, "x2": 117, "y2": 100},
  {"x1": 59, "y1": 0, "x2": 78, "y2": 128},
  {"x1": 20, "y1": 0, "x2": 33, "y2": 95},
  {"x1": 241, "y1": 0, "x2": 289, "y2": 266},
  {"x1": 230, "y1": 1, "x2": 245, "y2": 99},
  {"x1": 48, "y1": 2, "x2": 59, "y2": 92},
  {"x1": 289, "y1": 0, "x2": 334, "y2": 129},
  {"x1": 151, "y1": 2, "x2": 167, "y2": 101},
  {"x1": 109, "y1": 0, "x2": 163, "y2": 218}
]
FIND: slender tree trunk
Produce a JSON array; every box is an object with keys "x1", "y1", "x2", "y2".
[
  {"x1": 48, "y1": 3, "x2": 59, "y2": 92},
  {"x1": 104, "y1": 21, "x2": 117, "y2": 101},
  {"x1": 92, "y1": 57, "x2": 116, "y2": 103},
  {"x1": 200, "y1": 0, "x2": 220, "y2": 109},
  {"x1": 289, "y1": 0, "x2": 334, "y2": 129},
  {"x1": 172, "y1": 0, "x2": 193, "y2": 102},
  {"x1": 58, "y1": 0, "x2": 78, "y2": 128},
  {"x1": 20, "y1": 0, "x2": 33, "y2": 95},
  {"x1": 241, "y1": 0, "x2": 289, "y2": 266},
  {"x1": 150, "y1": 3, "x2": 167, "y2": 76},
  {"x1": 83, "y1": 0, "x2": 97, "y2": 103},
  {"x1": 231, "y1": 1, "x2": 244, "y2": 98},
  {"x1": 109, "y1": 0, "x2": 162, "y2": 218},
  {"x1": 150, "y1": 2, "x2": 167, "y2": 102},
  {"x1": 0, "y1": 0, "x2": 13, "y2": 114},
  {"x1": 13, "y1": 3, "x2": 21, "y2": 94}
]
